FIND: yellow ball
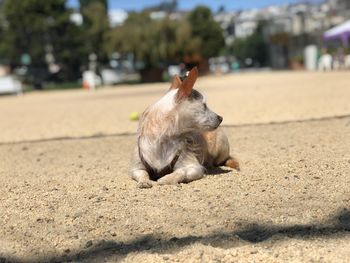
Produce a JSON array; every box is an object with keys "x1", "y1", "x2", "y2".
[{"x1": 129, "y1": 111, "x2": 140, "y2": 121}]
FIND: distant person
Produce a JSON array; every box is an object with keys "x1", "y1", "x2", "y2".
[
  {"x1": 0, "y1": 65, "x2": 7, "y2": 77},
  {"x1": 345, "y1": 53, "x2": 350, "y2": 69},
  {"x1": 318, "y1": 49, "x2": 332, "y2": 71},
  {"x1": 231, "y1": 61, "x2": 240, "y2": 72},
  {"x1": 179, "y1": 63, "x2": 187, "y2": 77},
  {"x1": 333, "y1": 48, "x2": 345, "y2": 70}
]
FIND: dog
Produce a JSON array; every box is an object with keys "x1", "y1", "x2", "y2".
[{"x1": 131, "y1": 67, "x2": 239, "y2": 188}]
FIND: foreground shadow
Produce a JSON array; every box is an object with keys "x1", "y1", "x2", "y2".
[
  {"x1": 206, "y1": 166, "x2": 232, "y2": 176},
  {"x1": 3, "y1": 209, "x2": 350, "y2": 263}
]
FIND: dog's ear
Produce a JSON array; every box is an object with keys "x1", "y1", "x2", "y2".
[
  {"x1": 169, "y1": 74, "x2": 182, "y2": 90},
  {"x1": 177, "y1": 67, "x2": 198, "y2": 101}
]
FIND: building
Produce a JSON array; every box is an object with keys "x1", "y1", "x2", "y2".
[{"x1": 214, "y1": 0, "x2": 350, "y2": 69}]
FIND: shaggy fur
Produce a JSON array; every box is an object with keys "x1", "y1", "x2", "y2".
[{"x1": 131, "y1": 67, "x2": 239, "y2": 188}]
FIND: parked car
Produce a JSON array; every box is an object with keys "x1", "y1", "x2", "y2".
[
  {"x1": 100, "y1": 69, "x2": 123, "y2": 85},
  {"x1": 14, "y1": 66, "x2": 51, "y2": 90},
  {"x1": 0, "y1": 76, "x2": 22, "y2": 95}
]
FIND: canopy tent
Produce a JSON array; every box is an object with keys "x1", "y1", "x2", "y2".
[{"x1": 323, "y1": 20, "x2": 350, "y2": 47}]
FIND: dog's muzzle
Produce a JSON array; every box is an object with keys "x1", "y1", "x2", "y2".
[{"x1": 217, "y1": 115, "x2": 223, "y2": 124}]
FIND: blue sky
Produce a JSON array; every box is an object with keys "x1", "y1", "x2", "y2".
[{"x1": 67, "y1": 0, "x2": 323, "y2": 11}]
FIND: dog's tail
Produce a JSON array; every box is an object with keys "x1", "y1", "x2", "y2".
[{"x1": 224, "y1": 157, "x2": 240, "y2": 171}]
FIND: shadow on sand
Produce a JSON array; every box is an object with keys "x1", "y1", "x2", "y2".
[
  {"x1": 2, "y1": 209, "x2": 350, "y2": 263},
  {"x1": 205, "y1": 166, "x2": 232, "y2": 176}
]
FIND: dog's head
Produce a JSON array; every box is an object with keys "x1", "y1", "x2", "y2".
[
  {"x1": 171, "y1": 67, "x2": 223, "y2": 131},
  {"x1": 140, "y1": 67, "x2": 222, "y2": 137}
]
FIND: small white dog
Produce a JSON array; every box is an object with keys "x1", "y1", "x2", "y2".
[{"x1": 131, "y1": 67, "x2": 239, "y2": 188}]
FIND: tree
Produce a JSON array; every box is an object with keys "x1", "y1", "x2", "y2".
[
  {"x1": 0, "y1": 0, "x2": 86, "y2": 80},
  {"x1": 105, "y1": 6, "x2": 225, "y2": 80},
  {"x1": 145, "y1": 0, "x2": 177, "y2": 12},
  {"x1": 228, "y1": 21, "x2": 269, "y2": 67},
  {"x1": 105, "y1": 11, "x2": 200, "y2": 81},
  {"x1": 79, "y1": 0, "x2": 109, "y2": 62},
  {"x1": 188, "y1": 6, "x2": 225, "y2": 59},
  {"x1": 79, "y1": 0, "x2": 107, "y2": 9}
]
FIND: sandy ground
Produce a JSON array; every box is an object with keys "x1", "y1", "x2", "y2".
[
  {"x1": 0, "y1": 71, "x2": 350, "y2": 263},
  {"x1": 1, "y1": 71, "x2": 350, "y2": 143}
]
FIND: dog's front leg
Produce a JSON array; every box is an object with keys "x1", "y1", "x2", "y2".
[
  {"x1": 130, "y1": 148, "x2": 155, "y2": 188},
  {"x1": 131, "y1": 169, "x2": 154, "y2": 188},
  {"x1": 157, "y1": 165, "x2": 204, "y2": 185}
]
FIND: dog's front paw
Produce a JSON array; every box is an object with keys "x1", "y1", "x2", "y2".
[
  {"x1": 137, "y1": 180, "x2": 154, "y2": 189},
  {"x1": 157, "y1": 173, "x2": 184, "y2": 185},
  {"x1": 157, "y1": 178, "x2": 173, "y2": 185}
]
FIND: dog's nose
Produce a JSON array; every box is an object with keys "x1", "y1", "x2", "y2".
[{"x1": 218, "y1": 115, "x2": 223, "y2": 123}]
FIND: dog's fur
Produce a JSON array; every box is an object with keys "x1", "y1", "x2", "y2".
[{"x1": 131, "y1": 67, "x2": 239, "y2": 188}]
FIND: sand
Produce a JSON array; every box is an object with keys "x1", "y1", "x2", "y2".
[
  {"x1": 0, "y1": 71, "x2": 350, "y2": 262},
  {"x1": 1, "y1": 71, "x2": 350, "y2": 143}
]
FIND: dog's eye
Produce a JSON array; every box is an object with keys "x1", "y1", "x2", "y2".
[{"x1": 203, "y1": 103, "x2": 207, "y2": 110}]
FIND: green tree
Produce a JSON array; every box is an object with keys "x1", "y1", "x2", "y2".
[
  {"x1": 79, "y1": 0, "x2": 107, "y2": 9},
  {"x1": 228, "y1": 21, "x2": 269, "y2": 67},
  {"x1": 105, "y1": 11, "x2": 200, "y2": 77},
  {"x1": 145, "y1": 0, "x2": 177, "y2": 12},
  {"x1": 105, "y1": 6, "x2": 225, "y2": 80},
  {"x1": 79, "y1": 0, "x2": 109, "y2": 62},
  {"x1": 188, "y1": 6, "x2": 225, "y2": 59},
  {"x1": 0, "y1": 0, "x2": 86, "y2": 79}
]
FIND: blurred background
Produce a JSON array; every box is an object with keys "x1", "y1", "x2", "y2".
[
  {"x1": 2, "y1": 3, "x2": 350, "y2": 261},
  {"x1": 0, "y1": 0, "x2": 350, "y2": 93}
]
